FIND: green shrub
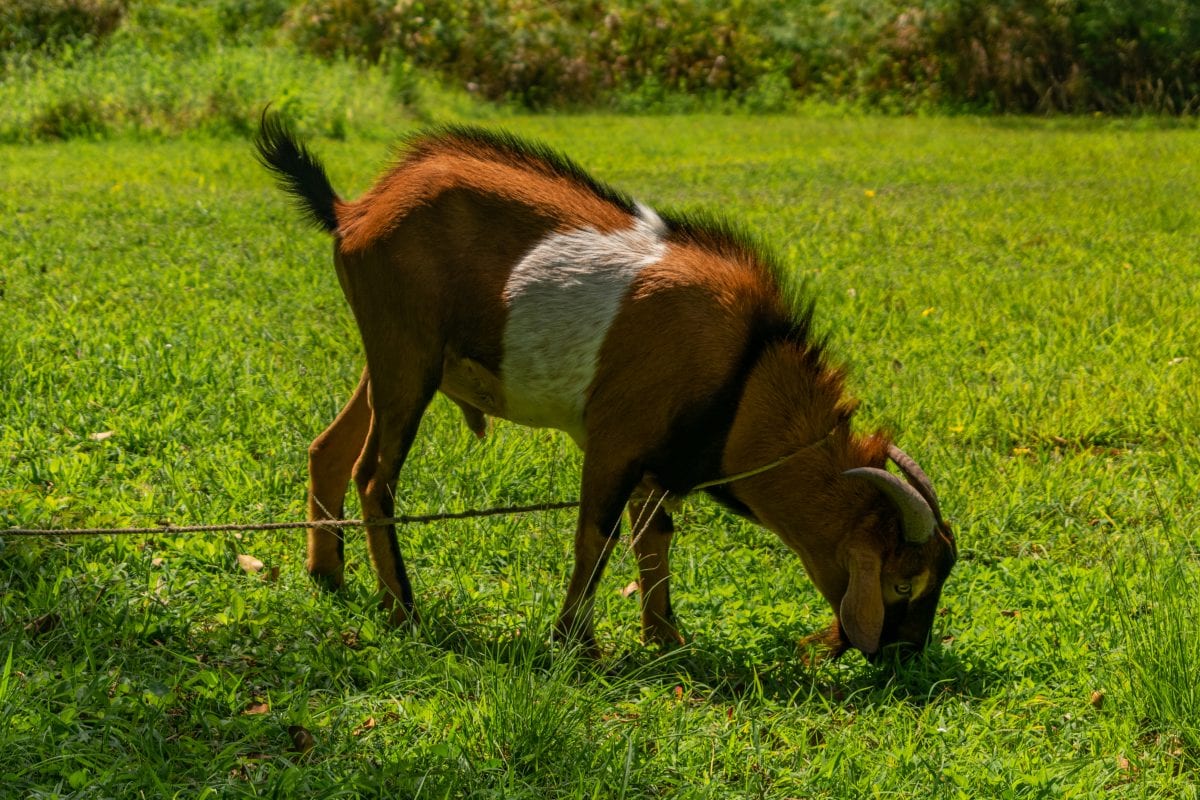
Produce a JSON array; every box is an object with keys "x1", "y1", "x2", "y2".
[
  {"x1": 1069, "y1": 0, "x2": 1200, "y2": 112},
  {"x1": 0, "y1": 0, "x2": 126, "y2": 54},
  {"x1": 29, "y1": 96, "x2": 109, "y2": 140},
  {"x1": 283, "y1": 0, "x2": 1200, "y2": 113},
  {"x1": 285, "y1": 0, "x2": 779, "y2": 109},
  {"x1": 4, "y1": 0, "x2": 1199, "y2": 136},
  {"x1": 0, "y1": 41, "x2": 401, "y2": 143},
  {"x1": 108, "y1": 0, "x2": 220, "y2": 55},
  {"x1": 879, "y1": 0, "x2": 1200, "y2": 112},
  {"x1": 214, "y1": 0, "x2": 290, "y2": 43}
]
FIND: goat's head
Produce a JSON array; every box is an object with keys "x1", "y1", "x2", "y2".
[
  {"x1": 722, "y1": 342, "x2": 957, "y2": 663},
  {"x1": 739, "y1": 438, "x2": 956, "y2": 663},
  {"x1": 832, "y1": 445, "x2": 957, "y2": 661}
]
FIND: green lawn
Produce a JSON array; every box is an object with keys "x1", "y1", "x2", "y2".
[{"x1": 1, "y1": 115, "x2": 1198, "y2": 797}]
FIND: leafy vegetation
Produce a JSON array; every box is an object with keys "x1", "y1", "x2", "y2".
[
  {"x1": 0, "y1": 0, "x2": 483, "y2": 143},
  {"x1": 0, "y1": 0, "x2": 126, "y2": 54},
  {"x1": 2, "y1": 0, "x2": 1199, "y2": 142},
  {"x1": 2, "y1": 115, "x2": 1198, "y2": 796},
  {"x1": 287, "y1": 0, "x2": 1200, "y2": 112}
]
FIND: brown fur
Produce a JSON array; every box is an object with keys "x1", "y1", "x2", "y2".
[
  {"x1": 256, "y1": 116, "x2": 955, "y2": 661},
  {"x1": 338, "y1": 143, "x2": 632, "y2": 254}
]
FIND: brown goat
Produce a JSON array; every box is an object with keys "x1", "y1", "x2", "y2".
[{"x1": 254, "y1": 113, "x2": 956, "y2": 661}]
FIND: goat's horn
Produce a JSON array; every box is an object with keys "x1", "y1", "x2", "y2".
[
  {"x1": 843, "y1": 467, "x2": 935, "y2": 544},
  {"x1": 886, "y1": 445, "x2": 944, "y2": 524}
]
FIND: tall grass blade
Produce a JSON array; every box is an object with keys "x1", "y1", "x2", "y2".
[{"x1": 1110, "y1": 500, "x2": 1200, "y2": 763}]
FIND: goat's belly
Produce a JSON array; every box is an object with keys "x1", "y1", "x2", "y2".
[
  {"x1": 440, "y1": 353, "x2": 586, "y2": 444},
  {"x1": 500, "y1": 273, "x2": 620, "y2": 443},
  {"x1": 498, "y1": 352, "x2": 592, "y2": 444}
]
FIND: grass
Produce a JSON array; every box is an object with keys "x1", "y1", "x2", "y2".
[
  {"x1": 0, "y1": 38, "x2": 414, "y2": 143},
  {"x1": 0, "y1": 2, "x2": 492, "y2": 144},
  {"x1": 1, "y1": 114, "x2": 1198, "y2": 797}
]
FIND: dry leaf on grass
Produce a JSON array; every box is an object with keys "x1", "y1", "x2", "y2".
[
  {"x1": 237, "y1": 554, "x2": 264, "y2": 574},
  {"x1": 1116, "y1": 754, "x2": 1138, "y2": 783}
]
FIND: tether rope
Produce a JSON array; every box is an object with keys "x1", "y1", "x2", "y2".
[
  {"x1": 1, "y1": 500, "x2": 580, "y2": 538},
  {"x1": 3, "y1": 430, "x2": 834, "y2": 538}
]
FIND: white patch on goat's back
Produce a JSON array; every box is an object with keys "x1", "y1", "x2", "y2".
[{"x1": 501, "y1": 207, "x2": 667, "y2": 443}]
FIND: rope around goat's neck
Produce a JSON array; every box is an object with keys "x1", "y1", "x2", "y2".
[{"x1": 690, "y1": 428, "x2": 836, "y2": 492}]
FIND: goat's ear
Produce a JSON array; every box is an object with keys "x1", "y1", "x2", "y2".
[{"x1": 839, "y1": 542, "x2": 884, "y2": 655}]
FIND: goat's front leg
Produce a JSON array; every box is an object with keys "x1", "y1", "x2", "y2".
[
  {"x1": 306, "y1": 367, "x2": 371, "y2": 590},
  {"x1": 554, "y1": 457, "x2": 641, "y2": 657},
  {"x1": 628, "y1": 488, "x2": 684, "y2": 649},
  {"x1": 352, "y1": 361, "x2": 440, "y2": 627}
]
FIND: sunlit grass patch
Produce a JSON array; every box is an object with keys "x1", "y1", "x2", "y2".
[{"x1": 2, "y1": 115, "x2": 1199, "y2": 796}]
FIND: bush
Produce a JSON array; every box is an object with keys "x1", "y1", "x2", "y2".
[
  {"x1": 0, "y1": 0, "x2": 422, "y2": 143},
  {"x1": 284, "y1": 0, "x2": 1200, "y2": 113},
  {"x1": 0, "y1": 36, "x2": 401, "y2": 143},
  {"x1": 878, "y1": 0, "x2": 1200, "y2": 112},
  {"x1": 0, "y1": 0, "x2": 126, "y2": 54},
  {"x1": 3, "y1": 0, "x2": 1198, "y2": 137},
  {"x1": 1068, "y1": 0, "x2": 1200, "y2": 112},
  {"x1": 214, "y1": 0, "x2": 290, "y2": 43},
  {"x1": 285, "y1": 0, "x2": 779, "y2": 109}
]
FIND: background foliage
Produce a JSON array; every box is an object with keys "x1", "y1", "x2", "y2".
[
  {"x1": 2, "y1": 0, "x2": 1199, "y2": 142},
  {"x1": 286, "y1": 0, "x2": 1200, "y2": 112}
]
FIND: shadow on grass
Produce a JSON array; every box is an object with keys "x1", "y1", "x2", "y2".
[
  {"x1": 410, "y1": 604, "x2": 1007, "y2": 709},
  {"x1": 611, "y1": 634, "x2": 1006, "y2": 707},
  {"x1": 8, "y1": 554, "x2": 1002, "y2": 733}
]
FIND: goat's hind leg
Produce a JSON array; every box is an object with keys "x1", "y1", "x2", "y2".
[
  {"x1": 307, "y1": 367, "x2": 371, "y2": 590},
  {"x1": 353, "y1": 355, "x2": 441, "y2": 627}
]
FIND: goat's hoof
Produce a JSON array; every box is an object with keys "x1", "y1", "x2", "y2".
[
  {"x1": 643, "y1": 625, "x2": 685, "y2": 650},
  {"x1": 307, "y1": 567, "x2": 344, "y2": 592},
  {"x1": 551, "y1": 622, "x2": 602, "y2": 660},
  {"x1": 380, "y1": 597, "x2": 420, "y2": 630}
]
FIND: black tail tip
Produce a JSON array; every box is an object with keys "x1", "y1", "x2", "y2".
[{"x1": 254, "y1": 105, "x2": 340, "y2": 234}]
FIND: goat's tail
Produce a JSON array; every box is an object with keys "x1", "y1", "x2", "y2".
[{"x1": 254, "y1": 108, "x2": 340, "y2": 234}]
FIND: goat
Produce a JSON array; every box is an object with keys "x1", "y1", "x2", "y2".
[{"x1": 254, "y1": 112, "x2": 957, "y2": 661}]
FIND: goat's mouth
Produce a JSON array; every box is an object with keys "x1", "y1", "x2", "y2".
[
  {"x1": 797, "y1": 618, "x2": 853, "y2": 663},
  {"x1": 873, "y1": 590, "x2": 943, "y2": 664},
  {"x1": 863, "y1": 641, "x2": 922, "y2": 665}
]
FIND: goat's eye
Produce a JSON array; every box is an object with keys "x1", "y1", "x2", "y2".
[{"x1": 895, "y1": 582, "x2": 912, "y2": 597}]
